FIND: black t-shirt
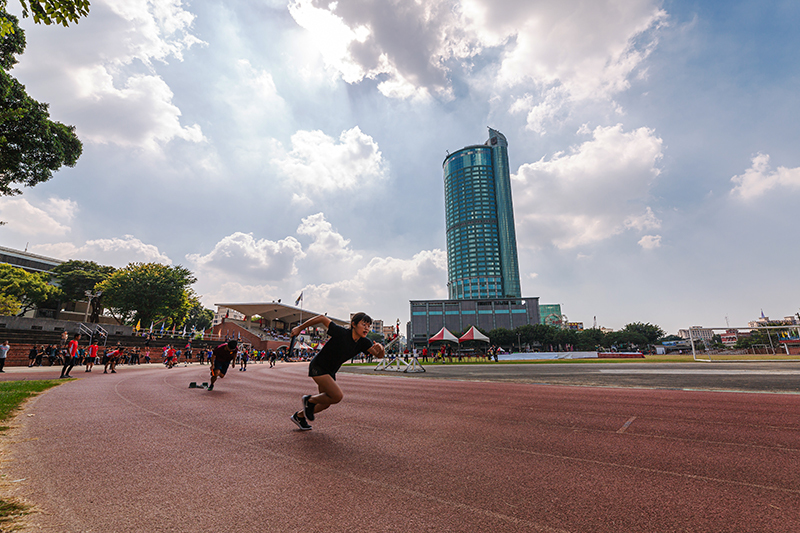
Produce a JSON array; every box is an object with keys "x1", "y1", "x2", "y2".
[
  {"x1": 212, "y1": 343, "x2": 237, "y2": 363},
  {"x1": 309, "y1": 322, "x2": 373, "y2": 375}
]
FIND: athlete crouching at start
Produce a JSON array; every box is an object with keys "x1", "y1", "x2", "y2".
[
  {"x1": 208, "y1": 340, "x2": 237, "y2": 391},
  {"x1": 291, "y1": 312, "x2": 385, "y2": 430}
]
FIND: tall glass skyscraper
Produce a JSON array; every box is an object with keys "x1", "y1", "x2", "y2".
[{"x1": 442, "y1": 128, "x2": 521, "y2": 300}]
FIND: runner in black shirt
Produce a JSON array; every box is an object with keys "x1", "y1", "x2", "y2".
[
  {"x1": 208, "y1": 340, "x2": 237, "y2": 391},
  {"x1": 290, "y1": 312, "x2": 385, "y2": 430}
]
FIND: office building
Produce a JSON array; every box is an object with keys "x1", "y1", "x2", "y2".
[
  {"x1": 408, "y1": 129, "x2": 541, "y2": 348},
  {"x1": 442, "y1": 128, "x2": 521, "y2": 300},
  {"x1": 409, "y1": 297, "x2": 540, "y2": 346}
]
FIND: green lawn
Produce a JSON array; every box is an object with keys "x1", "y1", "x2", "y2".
[{"x1": 0, "y1": 380, "x2": 62, "y2": 530}]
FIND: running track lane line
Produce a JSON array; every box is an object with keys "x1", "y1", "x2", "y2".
[
  {"x1": 617, "y1": 416, "x2": 636, "y2": 434},
  {"x1": 112, "y1": 376, "x2": 571, "y2": 533},
  {"x1": 458, "y1": 411, "x2": 800, "y2": 454},
  {"x1": 478, "y1": 441, "x2": 800, "y2": 496}
]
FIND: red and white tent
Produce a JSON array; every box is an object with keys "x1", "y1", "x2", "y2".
[
  {"x1": 458, "y1": 326, "x2": 490, "y2": 343},
  {"x1": 429, "y1": 327, "x2": 458, "y2": 343}
]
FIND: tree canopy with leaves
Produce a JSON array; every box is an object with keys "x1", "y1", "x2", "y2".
[
  {"x1": 0, "y1": 11, "x2": 82, "y2": 201},
  {"x1": 0, "y1": 263, "x2": 59, "y2": 315},
  {"x1": 1, "y1": 0, "x2": 90, "y2": 36},
  {"x1": 0, "y1": 291, "x2": 20, "y2": 315},
  {"x1": 183, "y1": 296, "x2": 214, "y2": 332},
  {"x1": 50, "y1": 259, "x2": 115, "y2": 322},
  {"x1": 485, "y1": 321, "x2": 666, "y2": 352},
  {"x1": 620, "y1": 322, "x2": 665, "y2": 345},
  {"x1": 97, "y1": 263, "x2": 197, "y2": 327}
]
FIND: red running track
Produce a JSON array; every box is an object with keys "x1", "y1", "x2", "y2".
[{"x1": 3, "y1": 363, "x2": 800, "y2": 532}]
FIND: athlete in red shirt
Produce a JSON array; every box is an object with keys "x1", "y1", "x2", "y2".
[
  {"x1": 85, "y1": 343, "x2": 99, "y2": 372},
  {"x1": 60, "y1": 333, "x2": 80, "y2": 378}
]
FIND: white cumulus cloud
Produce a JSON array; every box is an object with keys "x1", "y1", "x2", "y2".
[
  {"x1": 287, "y1": 0, "x2": 666, "y2": 122},
  {"x1": 297, "y1": 213, "x2": 362, "y2": 264},
  {"x1": 638, "y1": 235, "x2": 662, "y2": 249},
  {"x1": 513, "y1": 124, "x2": 663, "y2": 249},
  {"x1": 0, "y1": 197, "x2": 77, "y2": 235},
  {"x1": 14, "y1": 0, "x2": 205, "y2": 151},
  {"x1": 31, "y1": 235, "x2": 172, "y2": 267},
  {"x1": 297, "y1": 249, "x2": 448, "y2": 321},
  {"x1": 271, "y1": 126, "x2": 387, "y2": 194},
  {"x1": 72, "y1": 70, "x2": 205, "y2": 150},
  {"x1": 186, "y1": 232, "x2": 305, "y2": 283},
  {"x1": 730, "y1": 153, "x2": 800, "y2": 200}
]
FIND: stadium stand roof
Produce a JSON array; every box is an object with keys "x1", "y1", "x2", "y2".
[{"x1": 214, "y1": 302, "x2": 348, "y2": 328}]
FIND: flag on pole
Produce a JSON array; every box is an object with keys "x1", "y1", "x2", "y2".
[
  {"x1": 181, "y1": 325, "x2": 186, "y2": 337},
  {"x1": 159, "y1": 322, "x2": 165, "y2": 334},
  {"x1": 149, "y1": 322, "x2": 154, "y2": 334},
  {"x1": 295, "y1": 291, "x2": 303, "y2": 306},
  {"x1": 135, "y1": 320, "x2": 141, "y2": 332}
]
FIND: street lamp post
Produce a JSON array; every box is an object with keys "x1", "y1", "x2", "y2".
[{"x1": 83, "y1": 290, "x2": 103, "y2": 323}]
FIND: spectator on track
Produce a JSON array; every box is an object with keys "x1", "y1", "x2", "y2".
[{"x1": 0, "y1": 341, "x2": 9, "y2": 372}]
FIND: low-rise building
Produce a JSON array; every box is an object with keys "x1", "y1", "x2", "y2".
[
  {"x1": 214, "y1": 307, "x2": 246, "y2": 326},
  {"x1": 720, "y1": 329, "x2": 749, "y2": 347},
  {"x1": 678, "y1": 326, "x2": 714, "y2": 342}
]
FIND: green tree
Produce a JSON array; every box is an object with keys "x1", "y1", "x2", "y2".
[
  {"x1": 575, "y1": 328, "x2": 605, "y2": 351},
  {"x1": 97, "y1": 263, "x2": 197, "y2": 326},
  {"x1": 0, "y1": 11, "x2": 82, "y2": 212},
  {"x1": 710, "y1": 334, "x2": 725, "y2": 350},
  {"x1": 553, "y1": 328, "x2": 579, "y2": 350},
  {"x1": 0, "y1": 292, "x2": 19, "y2": 315},
  {"x1": 0, "y1": 263, "x2": 59, "y2": 315},
  {"x1": 1, "y1": 0, "x2": 90, "y2": 36},
  {"x1": 607, "y1": 330, "x2": 648, "y2": 351},
  {"x1": 183, "y1": 297, "x2": 214, "y2": 332},
  {"x1": 621, "y1": 322, "x2": 665, "y2": 345},
  {"x1": 367, "y1": 331, "x2": 384, "y2": 344},
  {"x1": 488, "y1": 327, "x2": 514, "y2": 349},
  {"x1": 50, "y1": 259, "x2": 115, "y2": 322}
]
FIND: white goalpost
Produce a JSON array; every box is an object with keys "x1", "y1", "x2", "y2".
[{"x1": 687, "y1": 324, "x2": 800, "y2": 362}]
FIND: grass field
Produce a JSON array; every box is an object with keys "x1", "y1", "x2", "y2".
[{"x1": 0, "y1": 380, "x2": 63, "y2": 530}]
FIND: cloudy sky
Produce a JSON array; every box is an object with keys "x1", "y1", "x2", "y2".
[{"x1": 2, "y1": 0, "x2": 799, "y2": 334}]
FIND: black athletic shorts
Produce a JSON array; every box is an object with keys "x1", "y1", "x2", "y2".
[
  {"x1": 214, "y1": 360, "x2": 231, "y2": 375},
  {"x1": 308, "y1": 363, "x2": 336, "y2": 380}
]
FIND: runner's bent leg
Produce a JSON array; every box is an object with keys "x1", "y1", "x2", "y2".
[{"x1": 301, "y1": 374, "x2": 342, "y2": 417}]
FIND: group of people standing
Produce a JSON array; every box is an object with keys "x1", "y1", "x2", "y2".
[{"x1": 57, "y1": 334, "x2": 141, "y2": 377}]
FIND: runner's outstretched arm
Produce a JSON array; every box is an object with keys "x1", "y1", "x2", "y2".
[{"x1": 291, "y1": 315, "x2": 331, "y2": 337}]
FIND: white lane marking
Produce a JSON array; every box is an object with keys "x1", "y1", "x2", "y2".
[
  {"x1": 617, "y1": 417, "x2": 637, "y2": 434},
  {"x1": 599, "y1": 369, "x2": 800, "y2": 375}
]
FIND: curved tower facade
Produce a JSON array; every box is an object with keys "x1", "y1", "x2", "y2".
[{"x1": 442, "y1": 128, "x2": 522, "y2": 300}]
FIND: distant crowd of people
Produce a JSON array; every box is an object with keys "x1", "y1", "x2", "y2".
[{"x1": 0, "y1": 330, "x2": 323, "y2": 377}]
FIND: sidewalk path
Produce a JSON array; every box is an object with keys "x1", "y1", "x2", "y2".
[{"x1": 2, "y1": 362, "x2": 800, "y2": 532}]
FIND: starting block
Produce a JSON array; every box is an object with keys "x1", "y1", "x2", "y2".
[{"x1": 189, "y1": 382, "x2": 210, "y2": 389}]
